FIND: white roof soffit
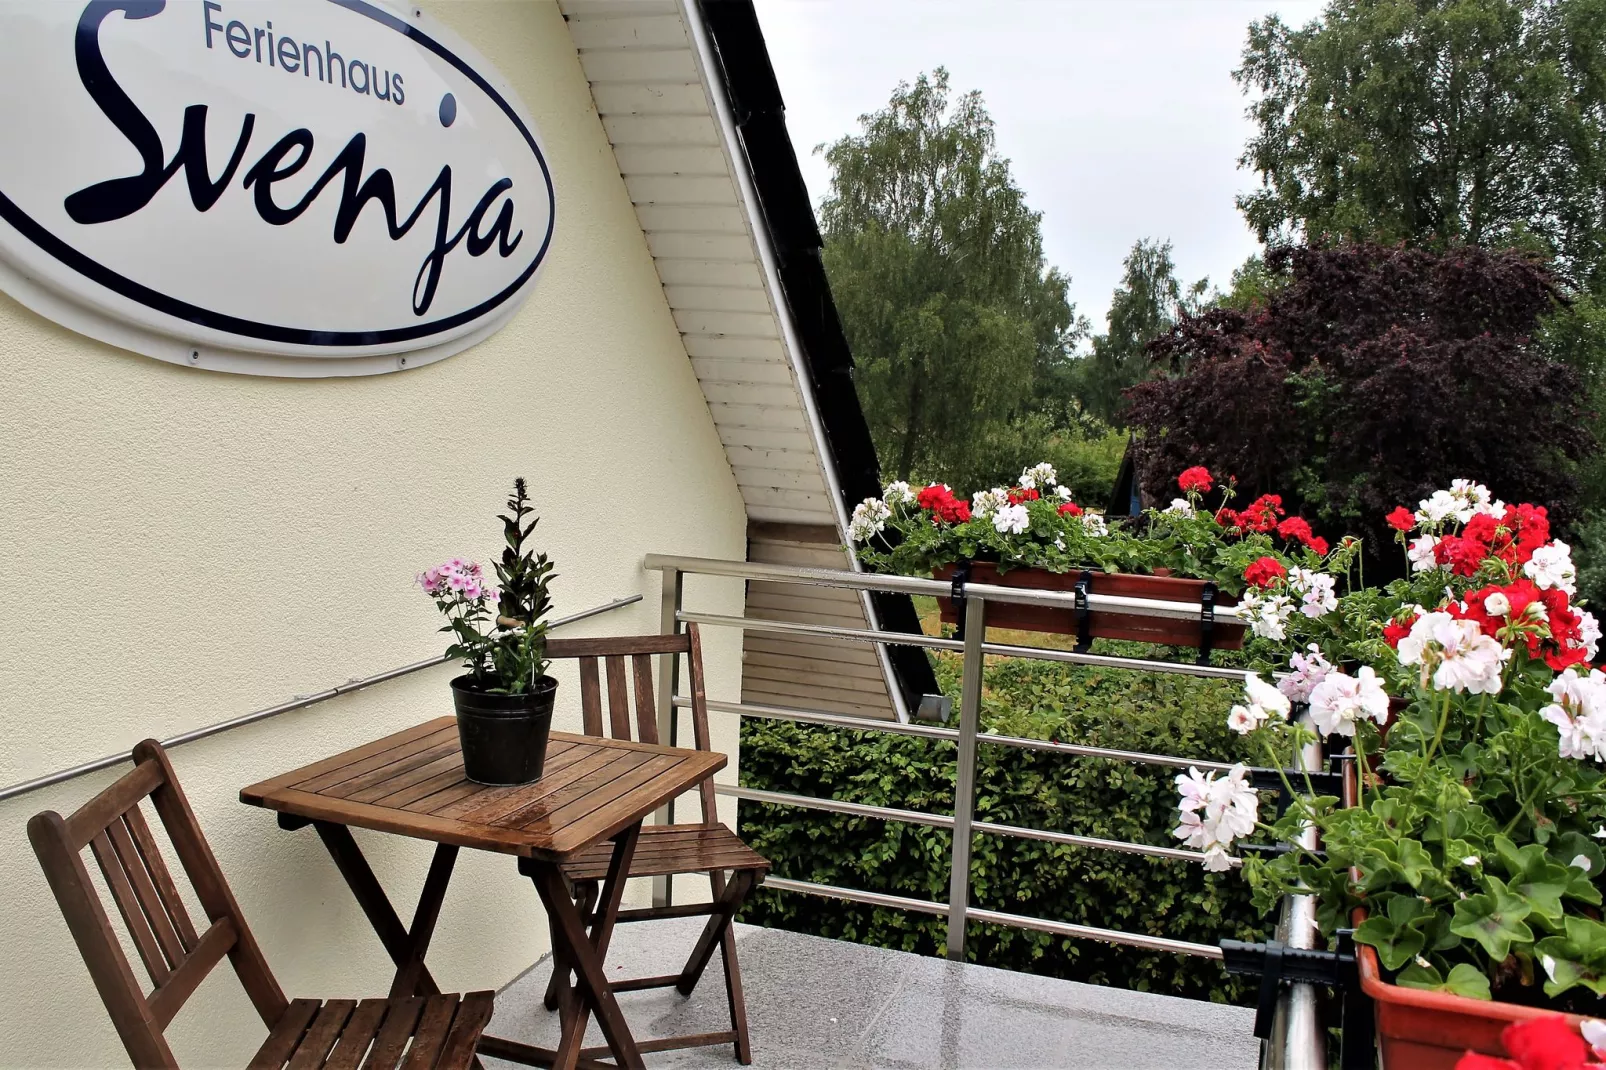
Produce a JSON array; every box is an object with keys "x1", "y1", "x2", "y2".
[{"x1": 559, "y1": 0, "x2": 848, "y2": 532}]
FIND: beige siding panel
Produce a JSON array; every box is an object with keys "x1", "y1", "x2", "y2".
[
  {"x1": 664, "y1": 286, "x2": 771, "y2": 314},
  {"x1": 745, "y1": 504, "x2": 840, "y2": 525},
  {"x1": 603, "y1": 114, "x2": 720, "y2": 145},
  {"x1": 701, "y1": 382, "x2": 803, "y2": 408},
  {"x1": 589, "y1": 81, "x2": 707, "y2": 115},
  {"x1": 626, "y1": 174, "x2": 740, "y2": 205},
  {"x1": 682, "y1": 334, "x2": 786, "y2": 361},
  {"x1": 635, "y1": 205, "x2": 750, "y2": 235},
  {"x1": 562, "y1": 1, "x2": 680, "y2": 18},
  {"x1": 614, "y1": 144, "x2": 731, "y2": 176},
  {"x1": 577, "y1": 47, "x2": 699, "y2": 84},
  {"x1": 744, "y1": 663, "x2": 891, "y2": 698},
  {"x1": 748, "y1": 588, "x2": 870, "y2": 622},
  {"x1": 742, "y1": 675, "x2": 896, "y2": 716},
  {"x1": 744, "y1": 643, "x2": 891, "y2": 682},
  {"x1": 717, "y1": 426, "x2": 816, "y2": 452},
  {"x1": 646, "y1": 232, "x2": 756, "y2": 260},
  {"x1": 741, "y1": 487, "x2": 833, "y2": 514},
  {"x1": 565, "y1": 14, "x2": 688, "y2": 49},
  {"x1": 690, "y1": 358, "x2": 795, "y2": 385},
  {"x1": 672, "y1": 310, "x2": 780, "y2": 337},
  {"x1": 656, "y1": 259, "x2": 766, "y2": 288},
  {"x1": 732, "y1": 467, "x2": 829, "y2": 493},
  {"x1": 712, "y1": 403, "x2": 807, "y2": 431}
]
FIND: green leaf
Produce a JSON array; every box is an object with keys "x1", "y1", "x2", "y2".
[
  {"x1": 1394, "y1": 961, "x2": 1491, "y2": 1000},
  {"x1": 1353, "y1": 895, "x2": 1431, "y2": 971},
  {"x1": 1450, "y1": 877, "x2": 1535, "y2": 960}
]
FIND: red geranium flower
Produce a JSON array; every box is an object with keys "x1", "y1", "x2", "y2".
[
  {"x1": 1276, "y1": 516, "x2": 1312, "y2": 543},
  {"x1": 1435, "y1": 534, "x2": 1489, "y2": 577},
  {"x1": 918, "y1": 484, "x2": 972, "y2": 525},
  {"x1": 1385, "y1": 506, "x2": 1416, "y2": 532},
  {"x1": 1453, "y1": 1014, "x2": 1601, "y2": 1069},
  {"x1": 1057, "y1": 501, "x2": 1083, "y2": 517},
  {"x1": 1236, "y1": 494, "x2": 1285, "y2": 533},
  {"x1": 1214, "y1": 508, "x2": 1238, "y2": 527},
  {"x1": 1178, "y1": 466, "x2": 1213, "y2": 494},
  {"x1": 1383, "y1": 616, "x2": 1415, "y2": 648},
  {"x1": 1243, "y1": 556, "x2": 1287, "y2": 589},
  {"x1": 1008, "y1": 487, "x2": 1041, "y2": 504},
  {"x1": 1307, "y1": 536, "x2": 1330, "y2": 555}
]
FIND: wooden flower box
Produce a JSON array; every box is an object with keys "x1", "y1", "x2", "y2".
[{"x1": 930, "y1": 562, "x2": 1245, "y2": 650}]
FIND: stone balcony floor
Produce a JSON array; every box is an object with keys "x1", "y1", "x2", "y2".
[{"x1": 481, "y1": 917, "x2": 1260, "y2": 1070}]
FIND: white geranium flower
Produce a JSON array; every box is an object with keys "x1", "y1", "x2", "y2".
[
  {"x1": 1543, "y1": 955, "x2": 1560, "y2": 983},
  {"x1": 1407, "y1": 535, "x2": 1441, "y2": 572},
  {"x1": 1573, "y1": 855, "x2": 1594, "y2": 873},
  {"x1": 1417, "y1": 490, "x2": 1460, "y2": 526},
  {"x1": 1524, "y1": 540, "x2": 1578, "y2": 597},
  {"x1": 1278, "y1": 644, "x2": 1332, "y2": 703},
  {"x1": 972, "y1": 487, "x2": 1010, "y2": 517},
  {"x1": 1448, "y1": 479, "x2": 1492, "y2": 522},
  {"x1": 1174, "y1": 764, "x2": 1258, "y2": 870},
  {"x1": 1541, "y1": 668, "x2": 1606, "y2": 762},
  {"x1": 1396, "y1": 612, "x2": 1509, "y2": 695},
  {"x1": 1055, "y1": 485, "x2": 1074, "y2": 499},
  {"x1": 1163, "y1": 498, "x2": 1196, "y2": 518},
  {"x1": 1582, "y1": 1019, "x2": 1606, "y2": 1060},
  {"x1": 1288, "y1": 568, "x2": 1337, "y2": 619},
  {"x1": 1484, "y1": 591, "x2": 1511, "y2": 617},
  {"x1": 1240, "y1": 589, "x2": 1295, "y2": 640},
  {"x1": 992, "y1": 503, "x2": 1030, "y2": 535},
  {"x1": 1580, "y1": 610, "x2": 1602, "y2": 661},
  {"x1": 1019, "y1": 462, "x2": 1057, "y2": 490},
  {"x1": 848, "y1": 497, "x2": 891, "y2": 542},
  {"x1": 1307, "y1": 667, "x2": 1390, "y2": 738},
  {"x1": 882, "y1": 480, "x2": 916, "y2": 505},
  {"x1": 1081, "y1": 512, "x2": 1108, "y2": 537},
  {"x1": 1228, "y1": 674, "x2": 1291, "y2": 735},
  {"x1": 1461, "y1": 856, "x2": 1481, "y2": 868}
]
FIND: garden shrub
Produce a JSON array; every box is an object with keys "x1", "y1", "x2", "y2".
[{"x1": 736, "y1": 649, "x2": 1271, "y2": 1003}]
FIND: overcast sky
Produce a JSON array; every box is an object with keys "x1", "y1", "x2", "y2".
[{"x1": 753, "y1": 0, "x2": 1327, "y2": 335}]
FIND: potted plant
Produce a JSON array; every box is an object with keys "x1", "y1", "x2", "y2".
[
  {"x1": 849, "y1": 463, "x2": 1341, "y2": 650},
  {"x1": 419, "y1": 478, "x2": 558, "y2": 786},
  {"x1": 1179, "y1": 480, "x2": 1606, "y2": 1067}
]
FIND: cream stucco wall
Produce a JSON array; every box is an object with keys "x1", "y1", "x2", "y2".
[{"x1": 0, "y1": 2, "x2": 750, "y2": 1065}]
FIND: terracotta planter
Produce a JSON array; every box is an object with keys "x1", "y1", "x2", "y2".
[
  {"x1": 1339, "y1": 763, "x2": 1586, "y2": 1067},
  {"x1": 930, "y1": 562, "x2": 1244, "y2": 650},
  {"x1": 1355, "y1": 938, "x2": 1584, "y2": 1069}
]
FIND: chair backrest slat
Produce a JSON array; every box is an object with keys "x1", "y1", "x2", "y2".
[
  {"x1": 545, "y1": 626, "x2": 715, "y2": 824},
  {"x1": 106, "y1": 813, "x2": 189, "y2": 967},
  {"x1": 122, "y1": 804, "x2": 200, "y2": 950},
  {"x1": 604, "y1": 655, "x2": 632, "y2": 740},
  {"x1": 29, "y1": 741, "x2": 290, "y2": 1068},
  {"x1": 631, "y1": 655, "x2": 658, "y2": 744},
  {"x1": 578, "y1": 658, "x2": 603, "y2": 736},
  {"x1": 89, "y1": 828, "x2": 173, "y2": 986}
]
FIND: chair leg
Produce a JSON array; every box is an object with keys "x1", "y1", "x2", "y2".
[
  {"x1": 543, "y1": 882, "x2": 598, "y2": 1011},
  {"x1": 719, "y1": 923, "x2": 753, "y2": 1064},
  {"x1": 675, "y1": 869, "x2": 756, "y2": 997}
]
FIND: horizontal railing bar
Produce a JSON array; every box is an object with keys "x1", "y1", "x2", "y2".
[
  {"x1": 719, "y1": 785, "x2": 954, "y2": 829},
  {"x1": 690, "y1": 697, "x2": 963, "y2": 741},
  {"x1": 684, "y1": 697, "x2": 1237, "y2": 772},
  {"x1": 646, "y1": 553, "x2": 1244, "y2": 623},
  {"x1": 718, "y1": 784, "x2": 1225, "y2": 866},
  {"x1": 676, "y1": 611, "x2": 1258, "y2": 681},
  {"x1": 0, "y1": 594, "x2": 643, "y2": 806},
  {"x1": 680, "y1": 610, "x2": 961, "y2": 651},
  {"x1": 759, "y1": 876, "x2": 951, "y2": 916},
  {"x1": 755, "y1": 878, "x2": 1225, "y2": 956},
  {"x1": 964, "y1": 906, "x2": 1226, "y2": 960}
]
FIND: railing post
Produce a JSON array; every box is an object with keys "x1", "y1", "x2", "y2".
[
  {"x1": 653, "y1": 566, "x2": 684, "y2": 909},
  {"x1": 945, "y1": 594, "x2": 986, "y2": 959}
]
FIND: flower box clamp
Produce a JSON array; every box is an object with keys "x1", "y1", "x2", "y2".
[
  {"x1": 1198, "y1": 581, "x2": 1219, "y2": 666},
  {"x1": 1220, "y1": 930, "x2": 1374, "y2": 1069},
  {"x1": 1073, "y1": 570, "x2": 1094, "y2": 653},
  {"x1": 949, "y1": 560, "x2": 972, "y2": 641}
]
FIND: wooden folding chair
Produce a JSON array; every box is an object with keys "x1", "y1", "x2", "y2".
[
  {"x1": 539, "y1": 623, "x2": 768, "y2": 1064},
  {"x1": 27, "y1": 739, "x2": 494, "y2": 1070}
]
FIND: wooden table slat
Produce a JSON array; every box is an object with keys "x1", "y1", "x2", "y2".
[
  {"x1": 241, "y1": 725, "x2": 724, "y2": 861},
  {"x1": 241, "y1": 720, "x2": 455, "y2": 804}
]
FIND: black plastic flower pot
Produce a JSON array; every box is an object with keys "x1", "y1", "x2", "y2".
[{"x1": 449, "y1": 674, "x2": 558, "y2": 786}]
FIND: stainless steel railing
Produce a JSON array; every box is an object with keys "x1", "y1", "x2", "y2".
[{"x1": 645, "y1": 553, "x2": 1326, "y2": 1069}]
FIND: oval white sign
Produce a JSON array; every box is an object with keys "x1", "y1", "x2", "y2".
[{"x1": 0, "y1": 0, "x2": 555, "y2": 375}]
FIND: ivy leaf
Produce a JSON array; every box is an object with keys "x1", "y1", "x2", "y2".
[
  {"x1": 1354, "y1": 895, "x2": 1432, "y2": 971},
  {"x1": 1396, "y1": 839, "x2": 1439, "y2": 891},
  {"x1": 1450, "y1": 877, "x2": 1535, "y2": 960},
  {"x1": 1395, "y1": 961, "x2": 1490, "y2": 999}
]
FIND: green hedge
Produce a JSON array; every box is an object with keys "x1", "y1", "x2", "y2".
[{"x1": 735, "y1": 651, "x2": 1271, "y2": 1003}]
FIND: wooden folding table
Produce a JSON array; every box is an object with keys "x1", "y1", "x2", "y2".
[{"x1": 240, "y1": 716, "x2": 726, "y2": 1070}]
